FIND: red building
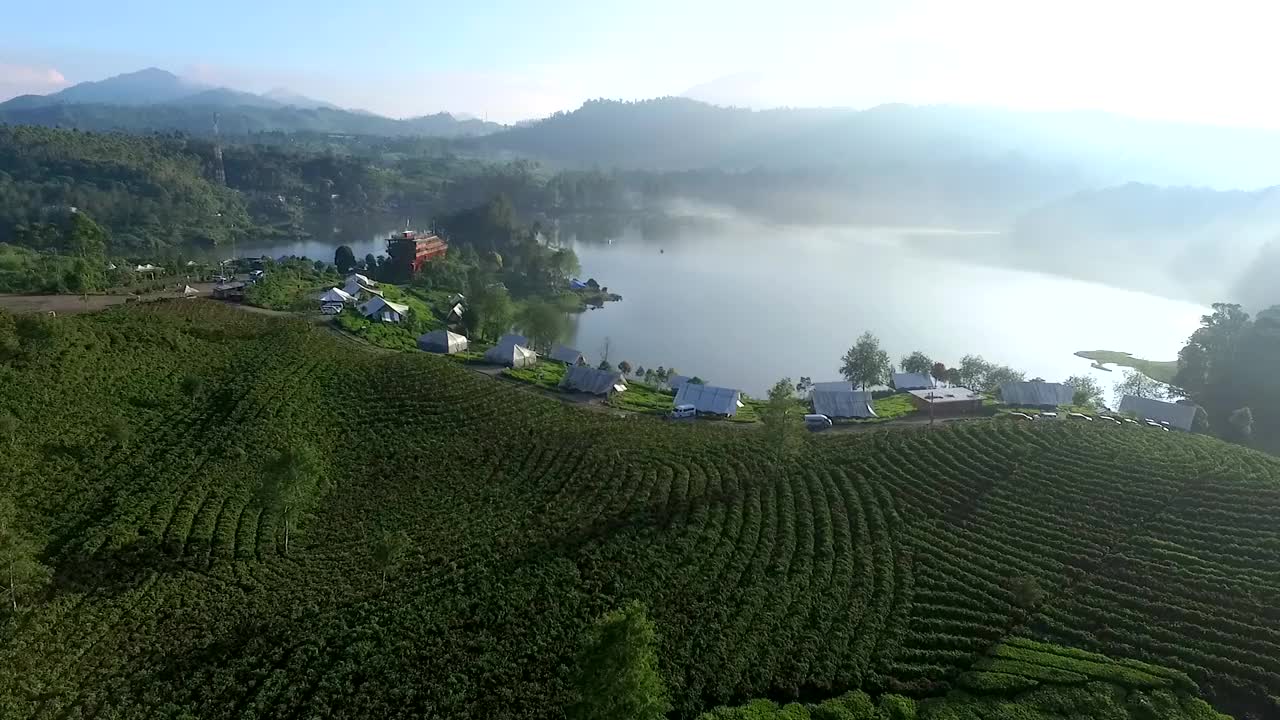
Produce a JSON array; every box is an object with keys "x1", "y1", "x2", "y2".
[{"x1": 387, "y1": 230, "x2": 448, "y2": 273}]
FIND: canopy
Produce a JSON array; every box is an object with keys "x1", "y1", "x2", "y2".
[
  {"x1": 812, "y1": 388, "x2": 877, "y2": 418},
  {"x1": 675, "y1": 383, "x2": 742, "y2": 416},
  {"x1": 418, "y1": 329, "x2": 468, "y2": 354},
  {"x1": 447, "y1": 303, "x2": 465, "y2": 320},
  {"x1": 345, "y1": 273, "x2": 377, "y2": 287},
  {"x1": 181, "y1": 285, "x2": 199, "y2": 296},
  {"x1": 1118, "y1": 396, "x2": 1197, "y2": 431},
  {"x1": 448, "y1": 293, "x2": 466, "y2": 305},
  {"x1": 344, "y1": 280, "x2": 383, "y2": 298},
  {"x1": 360, "y1": 296, "x2": 410, "y2": 322},
  {"x1": 892, "y1": 372, "x2": 935, "y2": 390},
  {"x1": 1000, "y1": 381, "x2": 1074, "y2": 407},
  {"x1": 485, "y1": 343, "x2": 537, "y2": 368},
  {"x1": 560, "y1": 366, "x2": 626, "y2": 395},
  {"x1": 318, "y1": 287, "x2": 356, "y2": 304},
  {"x1": 549, "y1": 345, "x2": 586, "y2": 365}
]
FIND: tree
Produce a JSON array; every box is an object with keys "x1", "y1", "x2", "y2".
[
  {"x1": 634, "y1": 366, "x2": 645, "y2": 379},
  {"x1": 598, "y1": 359, "x2": 614, "y2": 372},
  {"x1": 840, "y1": 332, "x2": 890, "y2": 390},
  {"x1": 334, "y1": 245, "x2": 356, "y2": 274},
  {"x1": 1113, "y1": 369, "x2": 1166, "y2": 405},
  {"x1": 0, "y1": 495, "x2": 49, "y2": 612},
  {"x1": 261, "y1": 444, "x2": 323, "y2": 556},
  {"x1": 618, "y1": 360, "x2": 632, "y2": 377},
  {"x1": 180, "y1": 374, "x2": 204, "y2": 409},
  {"x1": 568, "y1": 601, "x2": 670, "y2": 720},
  {"x1": 363, "y1": 253, "x2": 377, "y2": 272},
  {"x1": 466, "y1": 282, "x2": 515, "y2": 341},
  {"x1": 1065, "y1": 375, "x2": 1105, "y2": 407},
  {"x1": 1008, "y1": 575, "x2": 1044, "y2": 610},
  {"x1": 795, "y1": 377, "x2": 813, "y2": 397},
  {"x1": 0, "y1": 414, "x2": 16, "y2": 449},
  {"x1": 105, "y1": 416, "x2": 131, "y2": 448},
  {"x1": 643, "y1": 369, "x2": 656, "y2": 385},
  {"x1": 900, "y1": 351, "x2": 933, "y2": 375},
  {"x1": 517, "y1": 300, "x2": 566, "y2": 353},
  {"x1": 599, "y1": 337, "x2": 612, "y2": 367},
  {"x1": 373, "y1": 529, "x2": 411, "y2": 590},
  {"x1": 931, "y1": 362, "x2": 948, "y2": 385},
  {"x1": 761, "y1": 378, "x2": 801, "y2": 458},
  {"x1": 1229, "y1": 407, "x2": 1254, "y2": 441}
]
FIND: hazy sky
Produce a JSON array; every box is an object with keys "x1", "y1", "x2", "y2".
[{"x1": 1, "y1": 0, "x2": 1276, "y2": 125}]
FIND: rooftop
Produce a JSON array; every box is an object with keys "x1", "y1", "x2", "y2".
[{"x1": 908, "y1": 387, "x2": 981, "y2": 404}]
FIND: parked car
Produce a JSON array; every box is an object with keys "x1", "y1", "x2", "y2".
[
  {"x1": 670, "y1": 404, "x2": 696, "y2": 419},
  {"x1": 1069, "y1": 412, "x2": 1093, "y2": 421},
  {"x1": 804, "y1": 414, "x2": 833, "y2": 431},
  {"x1": 1039, "y1": 411, "x2": 1059, "y2": 419},
  {"x1": 1008, "y1": 412, "x2": 1034, "y2": 421}
]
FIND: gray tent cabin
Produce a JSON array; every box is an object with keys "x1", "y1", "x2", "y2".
[
  {"x1": 1118, "y1": 395, "x2": 1197, "y2": 431},
  {"x1": 485, "y1": 343, "x2": 537, "y2": 368},
  {"x1": 417, "y1": 329, "x2": 468, "y2": 354},
  {"x1": 892, "y1": 372, "x2": 935, "y2": 391},
  {"x1": 674, "y1": 383, "x2": 744, "y2": 416},
  {"x1": 812, "y1": 388, "x2": 877, "y2": 419},
  {"x1": 560, "y1": 366, "x2": 627, "y2": 396},
  {"x1": 549, "y1": 345, "x2": 587, "y2": 366},
  {"x1": 1000, "y1": 381, "x2": 1075, "y2": 408}
]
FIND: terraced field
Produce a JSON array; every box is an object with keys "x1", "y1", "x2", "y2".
[{"x1": 0, "y1": 302, "x2": 1277, "y2": 719}]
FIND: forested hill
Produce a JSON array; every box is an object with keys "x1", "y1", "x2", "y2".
[{"x1": 0, "y1": 302, "x2": 1277, "y2": 718}]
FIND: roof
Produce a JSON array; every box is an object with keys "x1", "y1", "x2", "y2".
[
  {"x1": 345, "y1": 273, "x2": 377, "y2": 287},
  {"x1": 215, "y1": 282, "x2": 246, "y2": 291},
  {"x1": 417, "y1": 329, "x2": 468, "y2": 353},
  {"x1": 892, "y1": 372, "x2": 936, "y2": 390},
  {"x1": 360, "y1": 296, "x2": 409, "y2": 317},
  {"x1": 1118, "y1": 395, "x2": 1197, "y2": 431},
  {"x1": 181, "y1": 285, "x2": 199, "y2": 295},
  {"x1": 549, "y1": 345, "x2": 586, "y2": 364},
  {"x1": 560, "y1": 366, "x2": 626, "y2": 395},
  {"x1": 812, "y1": 381, "x2": 853, "y2": 392},
  {"x1": 496, "y1": 333, "x2": 528, "y2": 347},
  {"x1": 1000, "y1": 381, "x2": 1075, "y2": 407},
  {"x1": 908, "y1": 387, "x2": 981, "y2": 404},
  {"x1": 675, "y1": 383, "x2": 743, "y2": 416},
  {"x1": 344, "y1": 281, "x2": 383, "y2": 298},
  {"x1": 484, "y1": 343, "x2": 537, "y2": 367},
  {"x1": 447, "y1": 303, "x2": 464, "y2": 317},
  {"x1": 812, "y1": 388, "x2": 877, "y2": 418},
  {"x1": 318, "y1": 287, "x2": 355, "y2": 303}
]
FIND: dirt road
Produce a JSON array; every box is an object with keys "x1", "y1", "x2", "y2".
[{"x1": 0, "y1": 283, "x2": 218, "y2": 316}]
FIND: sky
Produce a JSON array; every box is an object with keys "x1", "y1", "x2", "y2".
[{"x1": 2, "y1": 0, "x2": 1278, "y2": 126}]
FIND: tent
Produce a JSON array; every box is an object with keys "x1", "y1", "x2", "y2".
[
  {"x1": 892, "y1": 372, "x2": 935, "y2": 391},
  {"x1": 485, "y1": 343, "x2": 537, "y2": 368},
  {"x1": 447, "y1": 293, "x2": 466, "y2": 306},
  {"x1": 1118, "y1": 396, "x2": 1197, "y2": 431},
  {"x1": 569, "y1": 279, "x2": 588, "y2": 290},
  {"x1": 560, "y1": 366, "x2": 626, "y2": 395},
  {"x1": 495, "y1": 333, "x2": 528, "y2": 348},
  {"x1": 1000, "y1": 381, "x2": 1075, "y2": 407},
  {"x1": 359, "y1": 296, "x2": 410, "y2": 323},
  {"x1": 549, "y1": 345, "x2": 586, "y2": 365},
  {"x1": 417, "y1": 329, "x2": 468, "y2": 354},
  {"x1": 446, "y1": 303, "x2": 465, "y2": 322},
  {"x1": 181, "y1": 285, "x2": 199, "y2": 297},
  {"x1": 317, "y1": 287, "x2": 356, "y2": 304},
  {"x1": 812, "y1": 388, "x2": 877, "y2": 419},
  {"x1": 345, "y1": 273, "x2": 378, "y2": 287},
  {"x1": 674, "y1": 383, "x2": 744, "y2": 416},
  {"x1": 344, "y1": 280, "x2": 383, "y2": 299}
]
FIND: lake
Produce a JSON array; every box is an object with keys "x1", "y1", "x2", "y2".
[{"x1": 560, "y1": 220, "x2": 1205, "y2": 400}]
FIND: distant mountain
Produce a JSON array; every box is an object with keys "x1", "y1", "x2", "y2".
[{"x1": 0, "y1": 68, "x2": 504, "y2": 138}]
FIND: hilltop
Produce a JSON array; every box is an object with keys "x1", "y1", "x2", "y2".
[{"x1": 0, "y1": 301, "x2": 1277, "y2": 718}]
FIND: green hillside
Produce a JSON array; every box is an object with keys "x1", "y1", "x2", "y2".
[{"x1": 0, "y1": 303, "x2": 1278, "y2": 719}]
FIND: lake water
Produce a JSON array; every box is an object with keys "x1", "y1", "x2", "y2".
[{"x1": 561, "y1": 221, "x2": 1206, "y2": 400}]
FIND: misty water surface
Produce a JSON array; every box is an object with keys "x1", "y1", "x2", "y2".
[{"x1": 562, "y1": 221, "x2": 1205, "y2": 399}]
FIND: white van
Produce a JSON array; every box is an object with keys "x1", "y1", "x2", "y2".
[
  {"x1": 670, "y1": 404, "x2": 697, "y2": 419},
  {"x1": 804, "y1": 414, "x2": 833, "y2": 431}
]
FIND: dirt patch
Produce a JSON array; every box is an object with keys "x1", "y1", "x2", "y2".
[{"x1": 0, "y1": 284, "x2": 218, "y2": 316}]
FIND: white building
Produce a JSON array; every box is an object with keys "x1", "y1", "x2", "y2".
[{"x1": 359, "y1": 297, "x2": 410, "y2": 323}]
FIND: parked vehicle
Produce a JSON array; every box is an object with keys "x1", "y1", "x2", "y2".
[
  {"x1": 804, "y1": 414, "x2": 833, "y2": 431},
  {"x1": 1039, "y1": 411, "x2": 1059, "y2": 419},
  {"x1": 670, "y1": 404, "x2": 696, "y2": 419},
  {"x1": 1069, "y1": 412, "x2": 1094, "y2": 421},
  {"x1": 1008, "y1": 412, "x2": 1034, "y2": 421}
]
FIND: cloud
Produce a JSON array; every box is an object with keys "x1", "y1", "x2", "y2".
[{"x1": 0, "y1": 63, "x2": 68, "y2": 99}]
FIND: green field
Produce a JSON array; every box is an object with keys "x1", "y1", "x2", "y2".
[
  {"x1": 1074, "y1": 349, "x2": 1179, "y2": 384},
  {"x1": 0, "y1": 302, "x2": 1277, "y2": 719}
]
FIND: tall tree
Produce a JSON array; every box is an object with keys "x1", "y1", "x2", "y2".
[
  {"x1": 761, "y1": 377, "x2": 801, "y2": 459},
  {"x1": 1229, "y1": 407, "x2": 1254, "y2": 441},
  {"x1": 334, "y1": 245, "x2": 357, "y2": 274},
  {"x1": 1113, "y1": 369, "x2": 1167, "y2": 405},
  {"x1": 840, "y1": 332, "x2": 890, "y2": 391},
  {"x1": 261, "y1": 444, "x2": 322, "y2": 556},
  {"x1": 899, "y1": 351, "x2": 933, "y2": 376},
  {"x1": 618, "y1": 360, "x2": 632, "y2": 377},
  {"x1": 568, "y1": 601, "x2": 670, "y2": 720},
  {"x1": 1065, "y1": 375, "x2": 1105, "y2": 407},
  {"x1": 516, "y1": 300, "x2": 566, "y2": 353},
  {"x1": 0, "y1": 495, "x2": 49, "y2": 612},
  {"x1": 930, "y1": 362, "x2": 948, "y2": 386}
]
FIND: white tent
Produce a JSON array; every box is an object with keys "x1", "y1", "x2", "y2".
[
  {"x1": 418, "y1": 329, "x2": 468, "y2": 354},
  {"x1": 812, "y1": 388, "x2": 877, "y2": 418},
  {"x1": 344, "y1": 280, "x2": 383, "y2": 299},
  {"x1": 360, "y1": 296, "x2": 410, "y2": 323},
  {"x1": 1119, "y1": 396, "x2": 1197, "y2": 431},
  {"x1": 345, "y1": 273, "x2": 378, "y2": 287},
  {"x1": 318, "y1": 287, "x2": 356, "y2": 304},
  {"x1": 485, "y1": 343, "x2": 537, "y2": 368},
  {"x1": 675, "y1": 383, "x2": 743, "y2": 416},
  {"x1": 892, "y1": 372, "x2": 935, "y2": 391},
  {"x1": 549, "y1": 345, "x2": 586, "y2": 365},
  {"x1": 181, "y1": 285, "x2": 199, "y2": 297},
  {"x1": 446, "y1": 303, "x2": 465, "y2": 322},
  {"x1": 1000, "y1": 381, "x2": 1075, "y2": 407},
  {"x1": 560, "y1": 366, "x2": 626, "y2": 395},
  {"x1": 448, "y1": 293, "x2": 466, "y2": 306}
]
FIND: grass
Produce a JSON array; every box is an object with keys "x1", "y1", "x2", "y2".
[
  {"x1": 503, "y1": 361, "x2": 568, "y2": 390},
  {"x1": 1075, "y1": 349, "x2": 1178, "y2": 384}
]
